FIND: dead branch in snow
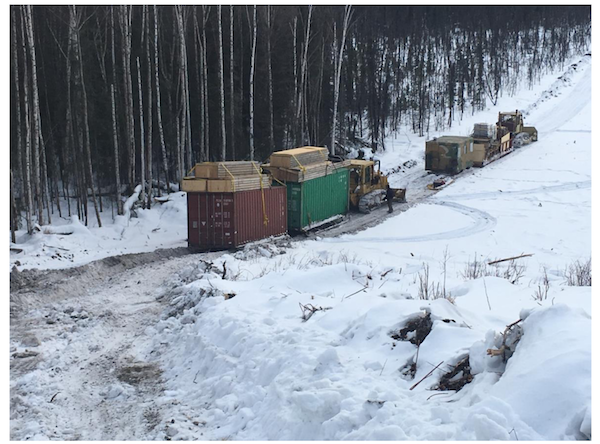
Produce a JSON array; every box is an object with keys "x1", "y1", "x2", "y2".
[
  {"x1": 410, "y1": 361, "x2": 444, "y2": 390},
  {"x1": 487, "y1": 318, "x2": 523, "y2": 361},
  {"x1": 488, "y1": 253, "x2": 533, "y2": 265},
  {"x1": 299, "y1": 302, "x2": 331, "y2": 321}
]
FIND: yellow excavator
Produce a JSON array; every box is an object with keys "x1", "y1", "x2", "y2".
[{"x1": 339, "y1": 159, "x2": 406, "y2": 213}]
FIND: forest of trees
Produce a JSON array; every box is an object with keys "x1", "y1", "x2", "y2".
[{"x1": 10, "y1": 5, "x2": 591, "y2": 235}]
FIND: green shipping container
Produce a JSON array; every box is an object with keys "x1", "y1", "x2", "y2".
[{"x1": 286, "y1": 168, "x2": 349, "y2": 231}]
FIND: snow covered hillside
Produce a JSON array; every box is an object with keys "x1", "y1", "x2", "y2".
[{"x1": 9, "y1": 54, "x2": 592, "y2": 440}]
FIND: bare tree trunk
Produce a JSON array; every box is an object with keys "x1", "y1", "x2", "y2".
[
  {"x1": 69, "y1": 5, "x2": 102, "y2": 227},
  {"x1": 119, "y1": 5, "x2": 135, "y2": 190},
  {"x1": 292, "y1": 15, "x2": 298, "y2": 128},
  {"x1": 19, "y1": 7, "x2": 34, "y2": 233},
  {"x1": 136, "y1": 57, "x2": 145, "y2": 205},
  {"x1": 22, "y1": 5, "x2": 43, "y2": 226},
  {"x1": 11, "y1": 169, "x2": 18, "y2": 243},
  {"x1": 38, "y1": 117, "x2": 52, "y2": 224},
  {"x1": 145, "y1": 6, "x2": 153, "y2": 208},
  {"x1": 201, "y1": 6, "x2": 210, "y2": 161},
  {"x1": 249, "y1": 5, "x2": 257, "y2": 161},
  {"x1": 12, "y1": 8, "x2": 28, "y2": 233},
  {"x1": 331, "y1": 6, "x2": 352, "y2": 155},
  {"x1": 218, "y1": 5, "x2": 227, "y2": 160},
  {"x1": 64, "y1": 21, "x2": 75, "y2": 219},
  {"x1": 153, "y1": 5, "x2": 169, "y2": 192},
  {"x1": 110, "y1": 7, "x2": 123, "y2": 215},
  {"x1": 110, "y1": 84, "x2": 122, "y2": 215},
  {"x1": 229, "y1": 5, "x2": 235, "y2": 160},
  {"x1": 296, "y1": 5, "x2": 312, "y2": 146},
  {"x1": 175, "y1": 5, "x2": 192, "y2": 176},
  {"x1": 267, "y1": 5, "x2": 275, "y2": 150},
  {"x1": 193, "y1": 8, "x2": 205, "y2": 162}
]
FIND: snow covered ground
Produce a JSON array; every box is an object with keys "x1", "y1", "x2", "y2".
[{"x1": 9, "y1": 54, "x2": 592, "y2": 440}]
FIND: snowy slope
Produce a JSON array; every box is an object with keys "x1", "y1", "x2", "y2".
[
  {"x1": 9, "y1": 54, "x2": 592, "y2": 441},
  {"x1": 141, "y1": 55, "x2": 591, "y2": 440}
]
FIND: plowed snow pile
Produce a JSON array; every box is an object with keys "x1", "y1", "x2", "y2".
[{"x1": 10, "y1": 55, "x2": 591, "y2": 440}]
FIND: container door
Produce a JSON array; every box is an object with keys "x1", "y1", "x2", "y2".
[
  {"x1": 187, "y1": 193, "x2": 200, "y2": 247},
  {"x1": 207, "y1": 194, "x2": 235, "y2": 247},
  {"x1": 287, "y1": 183, "x2": 303, "y2": 230}
]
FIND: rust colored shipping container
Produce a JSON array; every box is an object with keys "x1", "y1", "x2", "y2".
[{"x1": 186, "y1": 187, "x2": 287, "y2": 250}]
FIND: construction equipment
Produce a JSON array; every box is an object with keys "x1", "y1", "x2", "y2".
[
  {"x1": 496, "y1": 110, "x2": 538, "y2": 146},
  {"x1": 425, "y1": 136, "x2": 474, "y2": 175},
  {"x1": 338, "y1": 159, "x2": 406, "y2": 213},
  {"x1": 426, "y1": 110, "x2": 539, "y2": 175},
  {"x1": 472, "y1": 110, "x2": 538, "y2": 166}
]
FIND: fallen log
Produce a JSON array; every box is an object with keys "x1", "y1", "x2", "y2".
[{"x1": 488, "y1": 253, "x2": 533, "y2": 265}]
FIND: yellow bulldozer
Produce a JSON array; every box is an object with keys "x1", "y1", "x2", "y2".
[
  {"x1": 340, "y1": 159, "x2": 406, "y2": 213},
  {"x1": 495, "y1": 110, "x2": 538, "y2": 147}
]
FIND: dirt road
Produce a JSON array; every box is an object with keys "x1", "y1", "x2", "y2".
[{"x1": 9, "y1": 248, "x2": 219, "y2": 440}]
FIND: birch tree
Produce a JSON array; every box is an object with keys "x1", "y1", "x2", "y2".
[
  {"x1": 331, "y1": 6, "x2": 352, "y2": 155},
  {"x1": 229, "y1": 5, "x2": 235, "y2": 160},
  {"x1": 136, "y1": 57, "x2": 145, "y2": 204},
  {"x1": 249, "y1": 5, "x2": 257, "y2": 161},
  {"x1": 153, "y1": 5, "x2": 169, "y2": 192},
  {"x1": 69, "y1": 5, "x2": 102, "y2": 227},
  {"x1": 201, "y1": 6, "x2": 210, "y2": 161},
  {"x1": 296, "y1": 5, "x2": 313, "y2": 146},
  {"x1": 266, "y1": 6, "x2": 275, "y2": 150},
  {"x1": 22, "y1": 5, "x2": 44, "y2": 225},
  {"x1": 15, "y1": 9, "x2": 34, "y2": 233},
  {"x1": 217, "y1": 5, "x2": 227, "y2": 160},
  {"x1": 145, "y1": 6, "x2": 153, "y2": 208},
  {"x1": 119, "y1": 5, "x2": 135, "y2": 189},
  {"x1": 110, "y1": 7, "x2": 122, "y2": 215}
]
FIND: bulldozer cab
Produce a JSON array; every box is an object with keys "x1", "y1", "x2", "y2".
[
  {"x1": 348, "y1": 160, "x2": 385, "y2": 192},
  {"x1": 496, "y1": 110, "x2": 537, "y2": 144},
  {"x1": 340, "y1": 158, "x2": 406, "y2": 211},
  {"x1": 498, "y1": 111, "x2": 524, "y2": 135},
  {"x1": 346, "y1": 160, "x2": 386, "y2": 207}
]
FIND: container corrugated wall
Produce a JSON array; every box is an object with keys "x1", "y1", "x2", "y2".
[
  {"x1": 234, "y1": 186, "x2": 287, "y2": 246},
  {"x1": 287, "y1": 168, "x2": 349, "y2": 231},
  {"x1": 187, "y1": 187, "x2": 287, "y2": 250}
]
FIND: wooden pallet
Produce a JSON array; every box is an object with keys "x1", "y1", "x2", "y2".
[{"x1": 269, "y1": 146, "x2": 329, "y2": 169}]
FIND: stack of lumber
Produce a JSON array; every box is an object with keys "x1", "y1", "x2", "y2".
[
  {"x1": 270, "y1": 146, "x2": 329, "y2": 169},
  {"x1": 206, "y1": 174, "x2": 270, "y2": 193},
  {"x1": 473, "y1": 123, "x2": 496, "y2": 139},
  {"x1": 192, "y1": 161, "x2": 260, "y2": 179},
  {"x1": 267, "y1": 146, "x2": 342, "y2": 183},
  {"x1": 182, "y1": 161, "x2": 270, "y2": 193}
]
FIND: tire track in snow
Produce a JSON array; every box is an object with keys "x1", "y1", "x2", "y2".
[
  {"x1": 323, "y1": 177, "x2": 589, "y2": 244},
  {"x1": 323, "y1": 201, "x2": 496, "y2": 243},
  {"x1": 436, "y1": 179, "x2": 591, "y2": 202}
]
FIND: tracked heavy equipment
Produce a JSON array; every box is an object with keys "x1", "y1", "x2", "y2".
[
  {"x1": 338, "y1": 159, "x2": 406, "y2": 213},
  {"x1": 472, "y1": 110, "x2": 538, "y2": 166},
  {"x1": 426, "y1": 110, "x2": 538, "y2": 176}
]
